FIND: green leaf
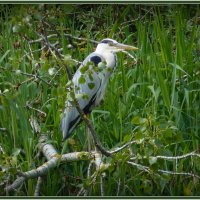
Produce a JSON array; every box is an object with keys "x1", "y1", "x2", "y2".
[
  {"x1": 12, "y1": 148, "x2": 21, "y2": 157},
  {"x1": 80, "y1": 65, "x2": 89, "y2": 74},
  {"x1": 78, "y1": 75, "x2": 86, "y2": 84},
  {"x1": 88, "y1": 72, "x2": 94, "y2": 81},
  {"x1": 88, "y1": 82, "x2": 95, "y2": 90},
  {"x1": 123, "y1": 134, "x2": 132, "y2": 142},
  {"x1": 0, "y1": 50, "x2": 10, "y2": 64},
  {"x1": 169, "y1": 63, "x2": 189, "y2": 76},
  {"x1": 132, "y1": 116, "x2": 147, "y2": 125},
  {"x1": 135, "y1": 132, "x2": 144, "y2": 143},
  {"x1": 155, "y1": 65, "x2": 170, "y2": 110},
  {"x1": 149, "y1": 156, "x2": 157, "y2": 165}
]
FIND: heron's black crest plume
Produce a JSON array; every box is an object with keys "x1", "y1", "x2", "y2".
[{"x1": 101, "y1": 39, "x2": 112, "y2": 44}]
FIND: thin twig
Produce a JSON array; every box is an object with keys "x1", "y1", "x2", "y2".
[
  {"x1": 156, "y1": 152, "x2": 200, "y2": 160},
  {"x1": 48, "y1": 66, "x2": 62, "y2": 84},
  {"x1": 100, "y1": 174, "x2": 105, "y2": 196},
  {"x1": 29, "y1": 33, "x2": 99, "y2": 45},
  {"x1": 18, "y1": 70, "x2": 51, "y2": 86},
  {"x1": 77, "y1": 187, "x2": 88, "y2": 196},
  {"x1": 109, "y1": 140, "x2": 135, "y2": 154},
  {"x1": 116, "y1": 178, "x2": 121, "y2": 196},
  {"x1": 87, "y1": 161, "x2": 94, "y2": 178},
  {"x1": 127, "y1": 161, "x2": 150, "y2": 173},
  {"x1": 29, "y1": 34, "x2": 57, "y2": 44},
  {"x1": 0, "y1": 67, "x2": 51, "y2": 86},
  {"x1": 47, "y1": 47, "x2": 72, "y2": 79},
  {"x1": 29, "y1": 115, "x2": 41, "y2": 134},
  {"x1": 130, "y1": 151, "x2": 200, "y2": 161},
  {"x1": 22, "y1": 47, "x2": 46, "y2": 59},
  {"x1": 27, "y1": 41, "x2": 34, "y2": 60},
  {"x1": 26, "y1": 102, "x2": 47, "y2": 118},
  {"x1": 157, "y1": 169, "x2": 200, "y2": 179}
]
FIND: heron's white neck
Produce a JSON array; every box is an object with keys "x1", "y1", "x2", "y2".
[{"x1": 95, "y1": 46, "x2": 116, "y2": 69}]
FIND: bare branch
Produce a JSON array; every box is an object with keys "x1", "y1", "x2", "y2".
[
  {"x1": 127, "y1": 161, "x2": 200, "y2": 179},
  {"x1": 29, "y1": 115, "x2": 41, "y2": 134},
  {"x1": 5, "y1": 136, "x2": 94, "y2": 192},
  {"x1": 116, "y1": 178, "x2": 121, "y2": 196},
  {"x1": 157, "y1": 169, "x2": 200, "y2": 179},
  {"x1": 156, "y1": 151, "x2": 200, "y2": 160},
  {"x1": 26, "y1": 102, "x2": 47, "y2": 118},
  {"x1": 29, "y1": 33, "x2": 99, "y2": 45},
  {"x1": 109, "y1": 140, "x2": 136, "y2": 154},
  {"x1": 47, "y1": 46, "x2": 72, "y2": 79},
  {"x1": 100, "y1": 174, "x2": 105, "y2": 196},
  {"x1": 19, "y1": 70, "x2": 51, "y2": 86},
  {"x1": 127, "y1": 161, "x2": 150, "y2": 173},
  {"x1": 34, "y1": 177, "x2": 43, "y2": 196},
  {"x1": 130, "y1": 151, "x2": 200, "y2": 161},
  {"x1": 64, "y1": 34, "x2": 99, "y2": 44},
  {"x1": 22, "y1": 47, "x2": 46, "y2": 59},
  {"x1": 77, "y1": 186, "x2": 87, "y2": 196}
]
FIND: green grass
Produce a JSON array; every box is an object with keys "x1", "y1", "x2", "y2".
[{"x1": 0, "y1": 4, "x2": 200, "y2": 196}]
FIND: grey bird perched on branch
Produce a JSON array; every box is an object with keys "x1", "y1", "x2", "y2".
[{"x1": 61, "y1": 38, "x2": 138, "y2": 140}]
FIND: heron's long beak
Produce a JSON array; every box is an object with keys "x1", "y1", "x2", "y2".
[{"x1": 114, "y1": 42, "x2": 138, "y2": 51}]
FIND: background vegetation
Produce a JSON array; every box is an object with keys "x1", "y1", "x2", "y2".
[{"x1": 0, "y1": 4, "x2": 200, "y2": 196}]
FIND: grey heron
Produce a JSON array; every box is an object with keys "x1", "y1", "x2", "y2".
[{"x1": 61, "y1": 38, "x2": 138, "y2": 140}]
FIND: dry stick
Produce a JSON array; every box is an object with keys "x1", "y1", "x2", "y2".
[
  {"x1": 127, "y1": 161, "x2": 200, "y2": 179},
  {"x1": 26, "y1": 102, "x2": 47, "y2": 118},
  {"x1": 64, "y1": 34, "x2": 99, "y2": 45},
  {"x1": 17, "y1": 70, "x2": 50, "y2": 86},
  {"x1": 127, "y1": 161, "x2": 150, "y2": 173},
  {"x1": 0, "y1": 66, "x2": 51, "y2": 86},
  {"x1": 156, "y1": 151, "x2": 200, "y2": 160},
  {"x1": 40, "y1": 19, "x2": 72, "y2": 79},
  {"x1": 130, "y1": 151, "x2": 200, "y2": 161},
  {"x1": 116, "y1": 178, "x2": 121, "y2": 196},
  {"x1": 19, "y1": 77, "x2": 35, "y2": 86},
  {"x1": 109, "y1": 140, "x2": 135, "y2": 154},
  {"x1": 100, "y1": 175, "x2": 104, "y2": 196},
  {"x1": 29, "y1": 33, "x2": 99, "y2": 45},
  {"x1": 42, "y1": 36, "x2": 72, "y2": 79},
  {"x1": 22, "y1": 47, "x2": 46, "y2": 59},
  {"x1": 27, "y1": 41, "x2": 34, "y2": 60},
  {"x1": 157, "y1": 170, "x2": 200, "y2": 179},
  {"x1": 48, "y1": 66, "x2": 62, "y2": 84}
]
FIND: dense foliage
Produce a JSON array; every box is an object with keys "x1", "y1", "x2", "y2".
[{"x1": 0, "y1": 4, "x2": 200, "y2": 196}]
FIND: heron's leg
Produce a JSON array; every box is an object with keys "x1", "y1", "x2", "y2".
[
  {"x1": 86, "y1": 114, "x2": 99, "y2": 153},
  {"x1": 86, "y1": 114, "x2": 95, "y2": 152},
  {"x1": 86, "y1": 124, "x2": 91, "y2": 152}
]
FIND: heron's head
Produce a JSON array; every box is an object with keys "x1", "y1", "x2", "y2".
[{"x1": 96, "y1": 38, "x2": 138, "y2": 53}]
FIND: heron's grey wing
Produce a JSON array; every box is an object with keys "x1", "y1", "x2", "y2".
[{"x1": 61, "y1": 52, "x2": 105, "y2": 140}]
